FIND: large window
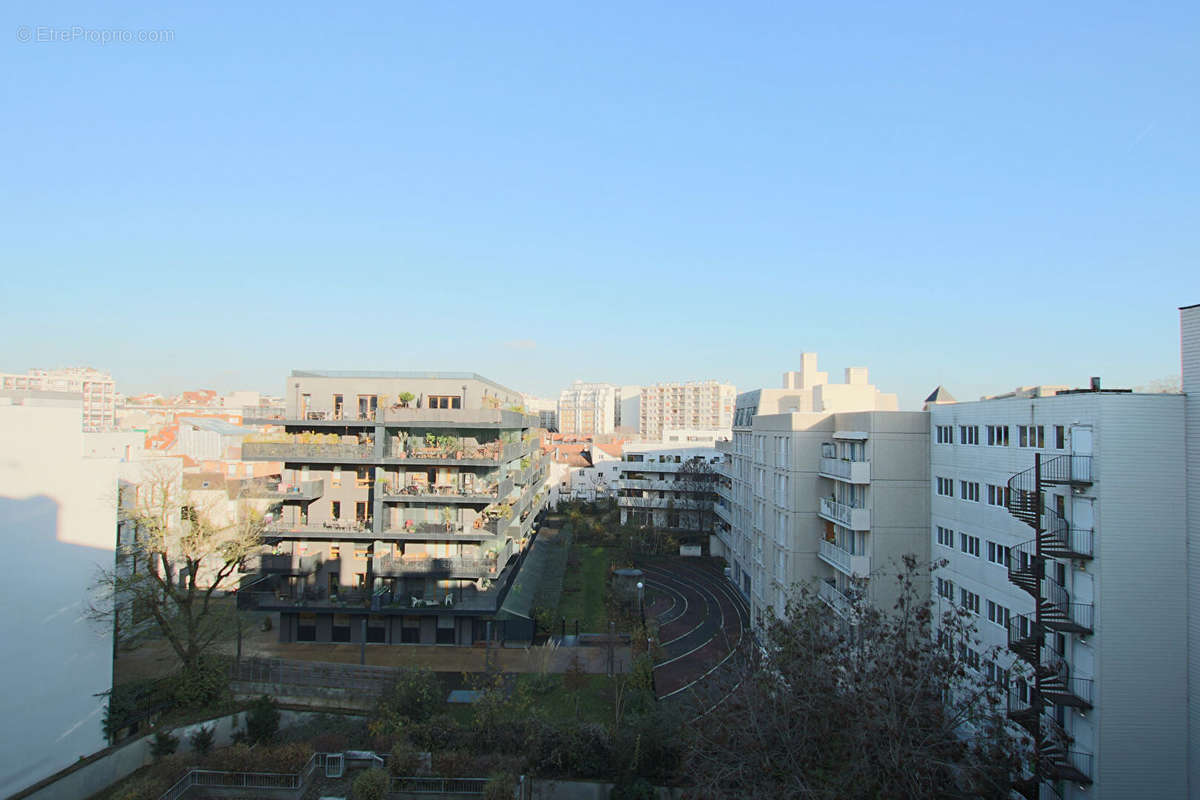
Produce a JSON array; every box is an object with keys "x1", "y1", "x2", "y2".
[
  {"x1": 936, "y1": 477, "x2": 954, "y2": 497},
  {"x1": 936, "y1": 526, "x2": 954, "y2": 548},
  {"x1": 428, "y1": 395, "x2": 462, "y2": 409},
  {"x1": 935, "y1": 425, "x2": 953, "y2": 444},
  {"x1": 959, "y1": 425, "x2": 979, "y2": 445},
  {"x1": 960, "y1": 481, "x2": 980, "y2": 502},
  {"x1": 986, "y1": 425, "x2": 1010, "y2": 446},
  {"x1": 1018, "y1": 425, "x2": 1045, "y2": 448}
]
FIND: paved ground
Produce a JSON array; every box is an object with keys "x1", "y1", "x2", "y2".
[{"x1": 636, "y1": 557, "x2": 750, "y2": 707}]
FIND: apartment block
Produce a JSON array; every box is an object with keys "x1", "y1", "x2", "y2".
[
  {"x1": 639, "y1": 380, "x2": 735, "y2": 440},
  {"x1": 239, "y1": 371, "x2": 551, "y2": 645},
  {"x1": 930, "y1": 383, "x2": 1187, "y2": 798},
  {"x1": 617, "y1": 442, "x2": 723, "y2": 534},
  {"x1": 0, "y1": 367, "x2": 116, "y2": 430},
  {"x1": 558, "y1": 382, "x2": 616, "y2": 437},
  {"x1": 715, "y1": 354, "x2": 924, "y2": 632},
  {"x1": 1181, "y1": 303, "x2": 1200, "y2": 800}
]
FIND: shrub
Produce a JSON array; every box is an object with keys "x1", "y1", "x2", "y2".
[
  {"x1": 188, "y1": 725, "x2": 215, "y2": 755},
  {"x1": 370, "y1": 668, "x2": 441, "y2": 737},
  {"x1": 484, "y1": 772, "x2": 517, "y2": 800},
  {"x1": 150, "y1": 730, "x2": 178, "y2": 759},
  {"x1": 244, "y1": 695, "x2": 281, "y2": 744},
  {"x1": 610, "y1": 777, "x2": 656, "y2": 800},
  {"x1": 173, "y1": 656, "x2": 229, "y2": 709},
  {"x1": 352, "y1": 766, "x2": 389, "y2": 800},
  {"x1": 390, "y1": 738, "x2": 423, "y2": 776}
]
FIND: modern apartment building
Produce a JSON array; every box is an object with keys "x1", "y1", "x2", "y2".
[
  {"x1": 617, "y1": 442, "x2": 723, "y2": 534},
  {"x1": 639, "y1": 380, "x2": 736, "y2": 440},
  {"x1": 0, "y1": 367, "x2": 116, "y2": 430},
  {"x1": 521, "y1": 394, "x2": 558, "y2": 432},
  {"x1": 930, "y1": 383, "x2": 1188, "y2": 799},
  {"x1": 239, "y1": 371, "x2": 551, "y2": 645},
  {"x1": 558, "y1": 382, "x2": 617, "y2": 437},
  {"x1": 715, "y1": 354, "x2": 925, "y2": 632}
]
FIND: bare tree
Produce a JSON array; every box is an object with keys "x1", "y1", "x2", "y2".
[
  {"x1": 671, "y1": 456, "x2": 717, "y2": 539},
  {"x1": 91, "y1": 463, "x2": 266, "y2": 676},
  {"x1": 682, "y1": 557, "x2": 1024, "y2": 799}
]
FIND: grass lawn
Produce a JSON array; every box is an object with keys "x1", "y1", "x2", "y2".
[{"x1": 556, "y1": 544, "x2": 622, "y2": 633}]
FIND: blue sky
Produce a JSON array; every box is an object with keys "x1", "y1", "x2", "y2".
[{"x1": 2, "y1": 1, "x2": 1196, "y2": 408}]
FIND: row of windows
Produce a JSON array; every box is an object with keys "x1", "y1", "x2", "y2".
[
  {"x1": 936, "y1": 477, "x2": 1014, "y2": 506},
  {"x1": 935, "y1": 527, "x2": 1012, "y2": 566},
  {"x1": 937, "y1": 577, "x2": 1013, "y2": 630},
  {"x1": 935, "y1": 423, "x2": 1067, "y2": 449}
]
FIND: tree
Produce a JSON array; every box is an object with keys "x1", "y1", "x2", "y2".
[
  {"x1": 682, "y1": 557, "x2": 1022, "y2": 799},
  {"x1": 90, "y1": 463, "x2": 265, "y2": 679},
  {"x1": 671, "y1": 456, "x2": 717, "y2": 540}
]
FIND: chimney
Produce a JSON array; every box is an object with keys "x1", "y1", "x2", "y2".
[{"x1": 1090, "y1": 377, "x2": 1101, "y2": 392}]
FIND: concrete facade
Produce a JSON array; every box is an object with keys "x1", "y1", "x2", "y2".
[
  {"x1": 638, "y1": 381, "x2": 735, "y2": 441},
  {"x1": 617, "y1": 443, "x2": 722, "y2": 534},
  {"x1": 1182, "y1": 304, "x2": 1200, "y2": 800},
  {"x1": 715, "y1": 355, "x2": 922, "y2": 633},
  {"x1": 931, "y1": 389, "x2": 1188, "y2": 798},
  {"x1": 558, "y1": 382, "x2": 617, "y2": 437},
  {"x1": 240, "y1": 371, "x2": 550, "y2": 645}
]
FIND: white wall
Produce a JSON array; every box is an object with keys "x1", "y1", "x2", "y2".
[{"x1": 0, "y1": 399, "x2": 120, "y2": 797}]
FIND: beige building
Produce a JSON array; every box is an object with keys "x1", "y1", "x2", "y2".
[
  {"x1": 714, "y1": 354, "x2": 926, "y2": 632},
  {"x1": 558, "y1": 382, "x2": 616, "y2": 437},
  {"x1": 639, "y1": 380, "x2": 735, "y2": 440},
  {"x1": 0, "y1": 367, "x2": 116, "y2": 431}
]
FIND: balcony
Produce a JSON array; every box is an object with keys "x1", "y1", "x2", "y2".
[
  {"x1": 818, "y1": 497, "x2": 871, "y2": 531},
  {"x1": 372, "y1": 554, "x2": 499, "y2": 580},
  {"x1": 388, "y1": 440, "x2": 526, "y2": 466},
  {"x1": 380, "y1": 407, "x2": 536, "y2": 428},
  {"x1": 242, "y1": 479, "x2": 325, "y2": 502},
  {"x1": 1045, "y1": 750, "x2": 1092, "y2": 785},
  {"x1": 819, "y1": 539, "x2": 871, "y2": 578},
  {"x1": 714, "y1": 502, "x2": 733, "y2": 525},
  {"x1": 818, "y1": 457, "x2": 871, "y2": 484},
  {"x1": 264, "y1": 519, "x2": 374, "y2": 540},
  {"x1": 380, "y1": 476, "x2": 514, "y2": 504},
  {"x1": 243, "y1": 440, "x2": 375, "y2": 463},
  {"x1": 256, "y1": 553, "x2": 322, "y2": 574},
  {"x1": 818, "y1": 581, "x2": 854, "y2": 618}
]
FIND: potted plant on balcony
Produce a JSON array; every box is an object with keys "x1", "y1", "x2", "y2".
[
  {"x1": 441, "y1": 506, "x2": 456, "y2": 532},
  {"x1": 398, "y1": 392, "x2": 415, "y2": 408}
]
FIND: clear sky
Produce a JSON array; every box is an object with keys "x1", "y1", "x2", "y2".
[{"x1": 2, "y1": 1, "x2": 1196, "y2": 408}]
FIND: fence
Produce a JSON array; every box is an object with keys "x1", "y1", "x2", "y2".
[
  {"x1": 392, "y1": 776, "x2": 488, "y2": 794},
  {"x1": 159, "y1": 752, "x2": 331, "y2": 800},
  {"x1": 232, "y1": 657, "x2": 399, "y2": 695}
]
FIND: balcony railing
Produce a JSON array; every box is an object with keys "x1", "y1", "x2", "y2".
[
  {"x1": 380, "y1": 407, "x2": 535, "y2": 427},
  {"x1": 389, "y1": 440, "x2": 526, "y2": 464},
  {"x1": 243, "y1": 441, "x2": 375, "y2": 462},
  {"x1": 818, "y1": 457, "x2": 871, "y2": 483},
  {"x1": 380, "y1": 476, "x2": 513, "y2": 503},
  {"x1": 264, "y1": 519, "x2": 373, "y2": 537},
  {"x1": 819, "y1": 539, "x2": 871, "y2": 578},
  {"x1": 818, "y1": 581, "x2": 854, "y2": 618},
  {"x1": 242, "y1": 479, "x2": 325, "y2": 501},
  {"x1": 373, "y1": 554, "x2": 498, "y2": 579},
  {"x1": 818, "y1": 497, "x2": 871, "y2": 530}
]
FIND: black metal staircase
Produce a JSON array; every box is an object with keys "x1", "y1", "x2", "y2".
[{"x1": 1003, "y1": 453, "x2": 1094, "y2": 796}]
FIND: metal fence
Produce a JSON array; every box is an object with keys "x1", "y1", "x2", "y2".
[
  {"x1": 158, "y1": 751, "x2": 329, "y2": 800},
  {"x1": 391, "y1": 776, "x2": 488, "y2": 794}
]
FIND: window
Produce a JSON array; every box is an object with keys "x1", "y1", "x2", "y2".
[
  {"x1": 356, "y1": 467, "x2": 371, "y2": 488},
  {"x1": 959, "y1": 588, "x2": 980, "y2": 615},
  {"x1": 331, "y1": 465, "x2": 342, "y2": 487},
  {"x1": 354, "y1": 545, "x2": 369, "y2": 559},
  {"x1": 985, "y1": 662, "x2": 1009, "y2": 687},
  {"x1": 936, "y1": 425, "x2": 953, "y2": 444},
  {"x1": 331, "y1": 501, "x2": 341, "y2": 520},
  {"x1": 1018, "y1": 425, "x2": 1045, "y2": 448},
  {"x1": 986, "y1": 425, "x2": 1010, "y2": 446},
  {"x1": 936, "y1": 477, "x2": 954, "y2": 497},
  {"x1": 936, "y1": 525, "x2": 954, "y2": 548},
  {"x1": 964, "y1": 648, "x2": 981, "y2": 670},
  {"x1": 986, "y1": 484, "x2": 1010, "y2": 507},
  {"x1": 986, "y1": 541, "x2": 1011, "y2": 566},
  {"x1": 1055, "y1": 425, "x2": 1066, "y2": 449},
  {"x1": 959, "y1": 532, "x2": 980, "y2": 557},
  {"x1": 428, "y1": 395, "x2": 462, "y2": 409},
  {"x1": 986, "y1": 600, "x2": 1011, "y2": 628},
  {"x1": 959, "y1": 425, "x2": 979, "y2": 445},
  {"x1": 329, "y1": 545, "x2": 340, "y2": 559},
  {"x1": 937, "y1": 577, "x2": 954, "y2": 600},
  {"x1": 960, "y1": 481, "x2": 980, "y2": 502},
  {"x1": 332, "y1": 613, "x2": 352, "y2": 642}
]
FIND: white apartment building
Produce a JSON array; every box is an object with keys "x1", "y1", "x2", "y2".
[
  {"x1": 616, "y1": 384, "x2": 641, "y2": 433},
  {"x1": 639, "y1": 380, "x2": 736, "y2": 441},
  {"x1": 0, "y1": 367, "x2": 116, "y2": 431},
  {"x1": 557, "y1": 382, "x2": 616, "y2": 437},
  {"x1": 617, "y1": 443, "x2": 722, "y2": 534},
  {"x1": 1180, "y1": 303, "x2": 1200, "y2": 800},
  {"x1": 930, "y1": 384, "x2": 1188, "y2": 799},
  {"x1": 715, "y1": 354, "x2": 923, "y2": 633}
]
